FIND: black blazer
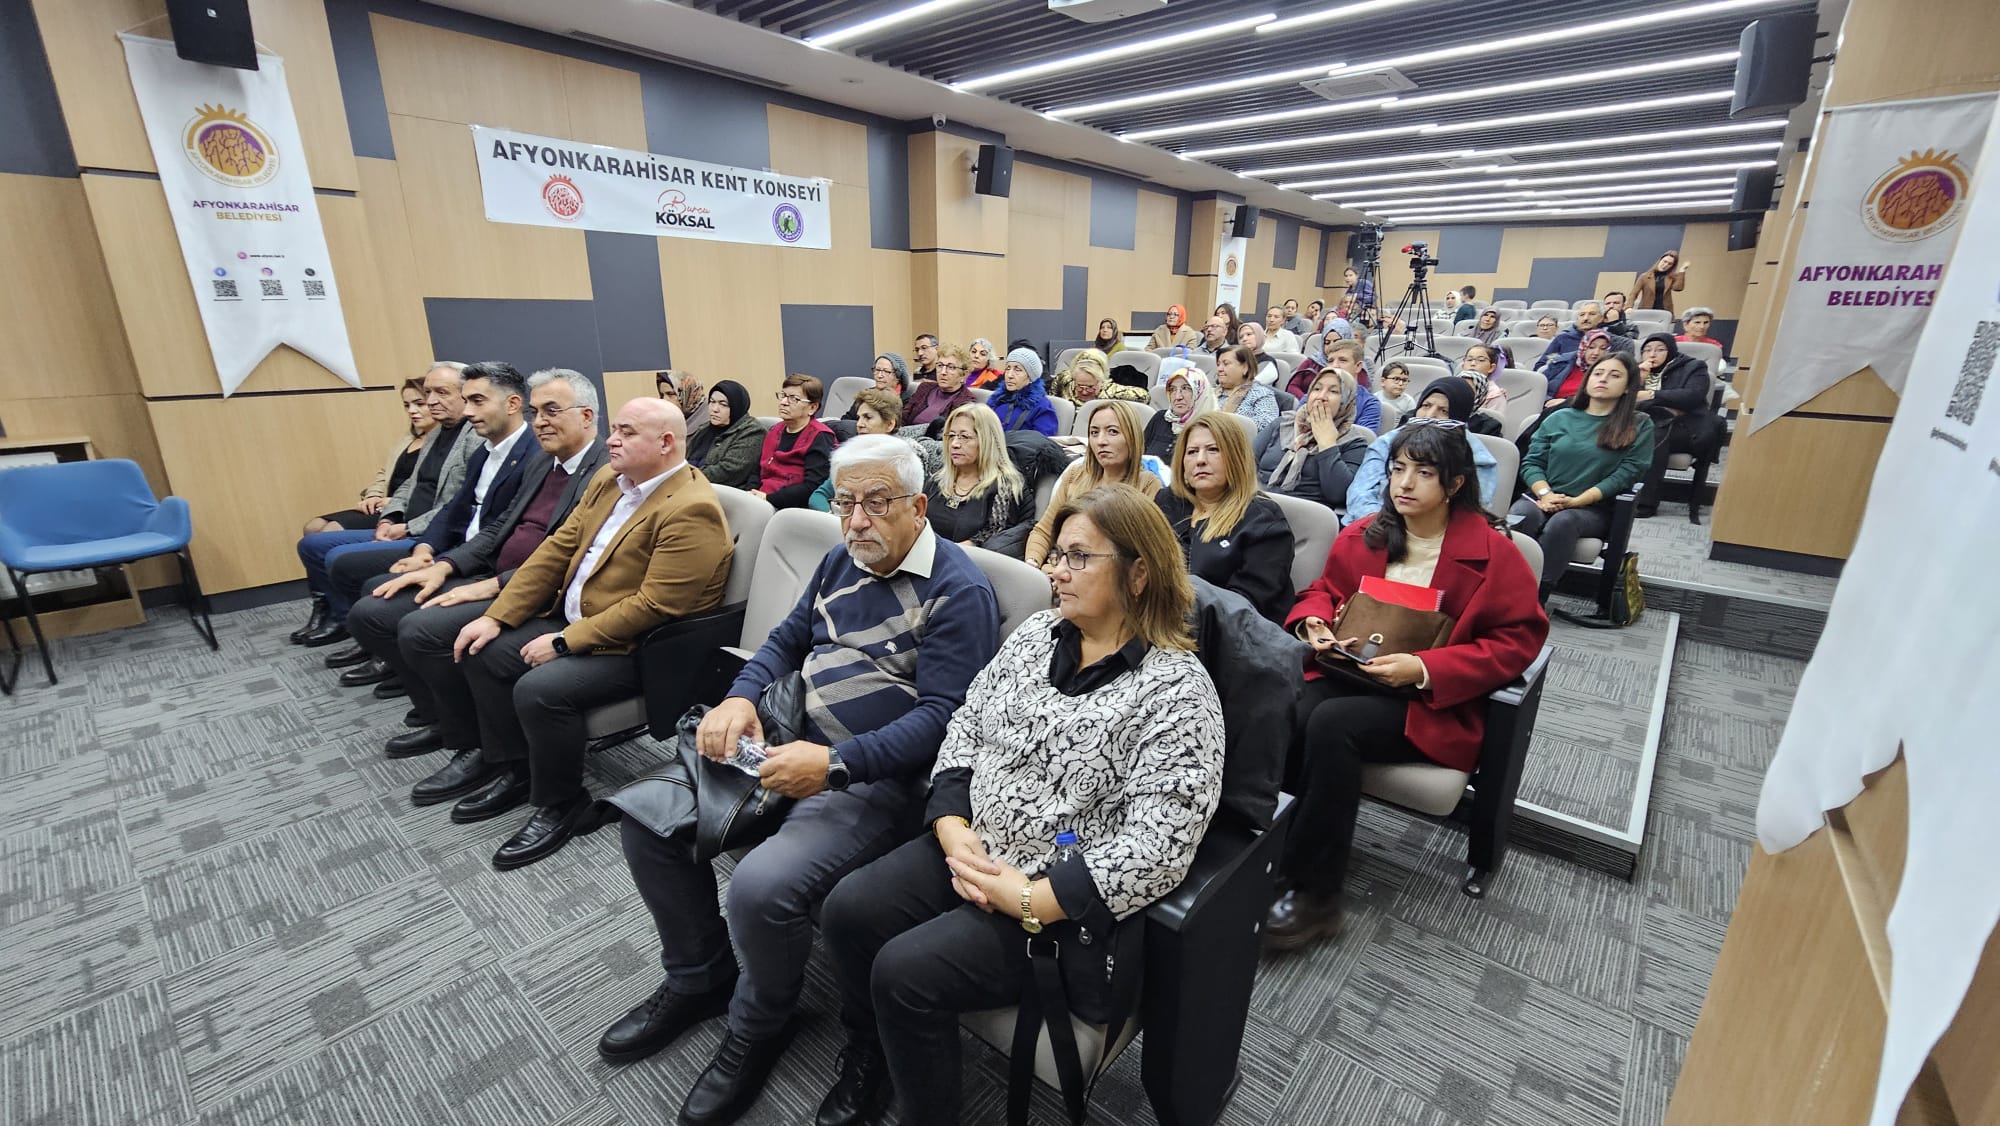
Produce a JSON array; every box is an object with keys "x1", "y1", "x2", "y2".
[
  {"x1": 440, "y1": 439, "x2": 608, "y2": 577},
  {"x1": 1154, "y1": 491, "x2": 1296, "y2": 623},
  {"x1": 418, "y1": 427, "x2": 539, "y2": 553},
  {"x1": 1143, "y1": 413, "x2": 1178, "y2": 462}
]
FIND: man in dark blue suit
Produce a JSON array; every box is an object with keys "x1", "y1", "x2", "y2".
[{"x1": 322, "y1": 361, "x2": 538, "y2": 690}]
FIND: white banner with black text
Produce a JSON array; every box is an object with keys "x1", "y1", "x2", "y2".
[
  {"x1": 121, "y1": 35, "x2": 359, "y2": 396},
  {"x1": 471, "y1": 125, "x2": 832, "y2": 250}
]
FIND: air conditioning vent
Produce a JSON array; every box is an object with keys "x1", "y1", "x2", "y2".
[
  {"x1": 1049, "y1": 0, "x2": 1168, "y2": 23},
  {"x1": 1438, "y1": 152, "x2": 1516, "y2": 169},
  {"x1": 1299, "y1": 67, "x2": 1417, "y2": 101}
]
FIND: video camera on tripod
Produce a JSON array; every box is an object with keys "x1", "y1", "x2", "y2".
[
  {"x1": 1403, "y1": 241, "x2": 1440, "y2": 277},
  {"x1": 1371, "y1": 242, "x2": 1444, "y2": 365}
]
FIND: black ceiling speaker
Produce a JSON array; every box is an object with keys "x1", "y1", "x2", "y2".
[
  {"x1": 1231, "y1": 204, "x2": 1260, "y2": 238},
  {"x1": 1728, "y1": 216, "x2": 1763, "y2": 252},
  {"x1": 1733, "y1": 166, "x2": 1777, "y2": 212},
  {"x1": 1731, "y1": 13, "x2": 1814, "y2": 118},
  {"x1": 973, "y1": 144, "x2": 1014, "y2": 197},
  {"x1": 167, "y1": 0, "x2": 258, "y2": 69}
]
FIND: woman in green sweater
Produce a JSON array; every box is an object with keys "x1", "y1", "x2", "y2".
[{"x1": 1510, "y1": 353, "x2": 1654, "y2": 601}]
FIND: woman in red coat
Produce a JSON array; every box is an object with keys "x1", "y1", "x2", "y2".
[{"x1": 1266, "y1": 421, "x2": 1549, "y2": 950}]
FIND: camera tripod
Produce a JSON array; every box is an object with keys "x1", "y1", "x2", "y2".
[{"x1": 1372, "y1": 250, "x2": 1443, "y2": 368}]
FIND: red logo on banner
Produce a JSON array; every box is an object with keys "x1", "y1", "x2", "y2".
[{"x1": 542, "y1": 175, "x2": 584, "y2": 221}]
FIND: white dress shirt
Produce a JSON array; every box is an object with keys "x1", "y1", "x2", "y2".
[
  {"x1": 562, "y1": 462, "x2": 684, "y2": 623},
  {"x1": 464, "y1": 421, "x2": 528, "y2": 540}
]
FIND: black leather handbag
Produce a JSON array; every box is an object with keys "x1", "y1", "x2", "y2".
[{"x1": 606, "y1": 672, "x2": 808, "y2": 861}]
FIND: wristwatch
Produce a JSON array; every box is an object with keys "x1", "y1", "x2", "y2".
[
  {"x1": 1019, "y1": 883, "x2": 1043, "y2": 934},
  {"x1": 825, "y1": 748, "x2": 850, "y2": 791},
  {"x1": 550, "y1": 634, "x2": 570, "y2": 657}
]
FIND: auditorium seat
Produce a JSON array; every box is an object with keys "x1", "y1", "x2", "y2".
[
  {"x1": 1495, "y1": 369, "x2": 1546, "y2": 441},
  {"x1": 1500, "y1": 335, "x2": 1546, "y2": 362},
  {"x1": 1492, "y1": 299, "x2": 1528, "y2": 310},
  {"x1": 1066, "y1": 400, "x2": 1156, "y2": 438},
  {"x1": 1472, "y1": 434, "x2": 1521, "y2": 521},
  {"x1": 1304, "y1": 332, "x2": 1323, "y2": 355},
  {"x1": 1054, "y1": 347, "x2": 1085, "y2": 376},
  {"x1": 1267, "y1": 351, "x2": 1304, "y2": 385},
  {"x1": 1530, "y1": 299, "x2": 1570, "y2": 310},
  {"x1": 1627, "y1": 309, "x2": 1673, "y2": 326},
  {"x1": 1265, "y1": 490, "x2": 1340, "y2": 590},
  {"x1": 970, "y1": 387, "x2": 993, "y2": 405},
  {"x1": 1108, "y1": 350, "x2": 1159, "y2": 388},
  {"x1": 822, "y1": 376, "x2": 871, "y2": 421},
  {"x1": 1048, "y1": 395, "x2": 1075, "y2": 436},
  {"x1": 1677, "y1": 339, "x2": 1724, "y2": 375},
  {"x1": 1567, "y1": 490, "x2": 1640, "y2": 617},
  {"x1": 1431, "y1": 336, "x2": 1475, "y2": 361}
]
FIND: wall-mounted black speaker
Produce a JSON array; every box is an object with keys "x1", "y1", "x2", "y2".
[
  {"x1": 1732, "y1": 13, "x2": 1814, "y2": 118},
  {"x1": 974, "y1": 145, "x2": 1014, "y2": 198},
  {"x1": 1728, "y1": 217, "x2": 1763, "y2": 252},
  {"x1": 167, "y1": 0, "x2": 258, "y2": 70},
  {"x1": 1231, "y1": 204, "x2": 1260, "y2": 238},
  {"x1": 1732, "y1": 166, "x2": 1777, "y2": 212}
]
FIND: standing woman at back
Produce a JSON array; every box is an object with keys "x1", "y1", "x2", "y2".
[{"x1": 1631, "y1": 251, "x2": 1690, "y2": 313}]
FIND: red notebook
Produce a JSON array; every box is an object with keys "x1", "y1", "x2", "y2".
[{"x1": 1358, "y1": 574, "x2": 1444, "y2": 612}]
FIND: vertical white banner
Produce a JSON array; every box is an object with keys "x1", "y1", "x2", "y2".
[
  {"x1": 1215, "y1": 235, "x2": 1247, "y2": 311},
  {"x1": 1750, "y1": 93, "x2": 1994, "y2": 432},
  {"x1": 121, "y1": 35, "x2": 359, "y2": 396},
  {"x1": 1755, "y1": 104, "x2": 2000, "y2": 1126}
]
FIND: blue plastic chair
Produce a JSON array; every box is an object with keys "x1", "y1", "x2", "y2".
[{"x1": 0, "y1": 459, "x2": 216, "y2": 689}]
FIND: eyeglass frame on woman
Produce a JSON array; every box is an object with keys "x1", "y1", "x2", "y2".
[
  {"x1": 1043, "y1": 548, "x2": 1124, "y2": 572},
  {"x1": 829, "y1": 493, "x2": 917, "y2": 518}
]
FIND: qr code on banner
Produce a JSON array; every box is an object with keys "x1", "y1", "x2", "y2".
[
  {"x1": 211, "y1": 278, "x2": 238, "y2": 298},
  {"x1": 303, "y1": 279, "x2": 326, "y2": 298},
  {"x1": 260, "y1": 278, "x2": 284, "y2": 297},
  {"x1": 1947, "y1": 320, "x2": 1999, "y2": 427}
]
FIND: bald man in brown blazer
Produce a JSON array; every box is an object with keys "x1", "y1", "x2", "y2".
[{"x1": 407, "y1": 396, "x2": 734, "y2": 870}]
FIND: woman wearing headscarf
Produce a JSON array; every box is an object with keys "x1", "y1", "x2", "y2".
[
  {"x1": 965, "y1": 338, "x2": 1006, "y2": 389},
  {"x1": 1459, "y1": 343, "x2": 1513, "y2": 415},
  {"x1": 1150, "y1": 305, "x2": 1200, "y2": 351},
  {"x1": 1460, "y1": 307, "x2": 1504, "y2": 345},
  {"x1": 1144, "y1": 358, "x2": 1217, "y2": 462},
  {"x1": 684, "y1": 379, "x2": 766, "y2": 489},
  {"x1": 987, "y1": 347, "x2": 1060, "y2": 436},
  {"x1": 1258, "y1": 366, "x2": 1372, "y2": 514},
  {"x1": 1342, "y1": 377, "x2": 1504, "y2": 524},
  {"x1": 843, "y1": 352, "x2": 910, "y2": 420},
  {"x1": 1089, "y1": 317, "x2": 1128, "y2": 357},
  {"x1": 1631, "y1": 331, "x2": 1714, "y2": 518}
]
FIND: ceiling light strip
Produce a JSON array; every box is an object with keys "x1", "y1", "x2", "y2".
[
  {"x1": 952, "y1": 12, "x2": 1277, "y2": 91},
  {"x1": 1257, "y1": 0, "x2": 1430, "y2": 35},
  {"x1": 1368, "y1": 189, "x2": 1736, "y2": 217},
  {"x1": 1293, "y1": 150, "x2": 1778, "y2": 193},
  {"x1": 805, "y1": 0, "x2": 983, "y2": 48},
  {"x1": 1320, "y1": 162, "x2": 1772, "y2": 201},
  {"x1": 1346, "y1": 177, "x2": 1739, "y2": 209},
  {"x1": 1245, "y1": 119, "x2": 1786, "y2": 178},
  {"x1": 1044, "y1": 0, "x2": 1792, "y2": 120},
  {"x1": 1387, "y1": 199, "x2": 1738, "y2": 223}
]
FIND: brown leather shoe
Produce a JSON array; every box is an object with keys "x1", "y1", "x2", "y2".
[{"x1": 1263, "y1": 889, "x2": 1345, "y2": 952}]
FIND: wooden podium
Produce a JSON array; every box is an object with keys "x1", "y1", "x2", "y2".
[{"x1": 1667, "y1": 758, "x2": 2000, "y2": 1125}]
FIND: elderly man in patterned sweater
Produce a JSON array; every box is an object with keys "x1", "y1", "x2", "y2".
[{"x1": 598, "y1": 434, "x2": 1002, "y2": 1126}]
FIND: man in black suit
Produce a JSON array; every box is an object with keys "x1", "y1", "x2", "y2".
[
  {"x1": 346, "y1": 368, "x2": 607, "y2": 750},
  {"x1": 326, "y1": 361, "x2": 538, "y2": 691}
]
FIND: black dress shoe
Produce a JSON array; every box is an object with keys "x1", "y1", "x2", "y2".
[
  {"x1": 678, "y1": 1022, "x2": 798, "y2": 1126},
  {"x1": 1262, "y1": 888, "x2": 1345, "y2": 953},
  {"x1": 448, "y1": 768, "x2": 530, "y2": 822},
  {"x1": 338, "y1": 658, "x2": 392, "y2": 687},
  {"x1": 598, "y1": 975, "x2": 738, "y2": 1064},
  {"x1": 384, "y1": 725, "x2": 444, "y2": 759},
  {"x1": 289, "y1": 595, "x2": 330, "y2": 644},
  {"x1": 372, "y1": 676, "x2": 407, "y2": 700},
  {"x1": 411, "y1": 749, "x2": 500, "y2": 806},
  {"x1": 403, "y1": 707, "x2": 430, "y2": 728},
  {"x1": 322, "y1": 642, "x2": 369, "y2": 667},
  {"x1": 490, "y1": 796, "x2": 615, "y2": 869},
  {"x1": 300, "y1": 624, "x2": 352, "y2": 652},
  {"x1": 815, "y1": 1038, "x2": 892, "y2": 1126}
]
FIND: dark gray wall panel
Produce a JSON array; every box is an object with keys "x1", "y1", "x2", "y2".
[
  {"x1": 1602, "y1": 222, "x2": 1690, "y2": 272},
  {"x1": 1271, "y1": 215, "x2": 1300, "y2": 271},
  {"x1": 423, "y1": 298, "x2": 607, "y2": 432},
  {"x1": 1440, "y1": 224, "x2": 1504, "y2": 274},
  {"x1": 324, "y1": 0, "x2": 394, "y2": 160},
  {"x1": 1008, "y1": 265, "x2": 1089, "y2": 351},
  {"x1": 0, "y1": 0, "x2": 76, "y2": 177},
  {"x1": 781, "y1": 304, "x2": 876, "y2": 383},
  {"x1": 1087, "y1": 174, "x2": 1137, "y2": 251},
  {"x1": 1492, "y1": 258, "x2": 1609, "y2": 305},
  {"x1": 866, "y1": 123, "x2": 909, "y2": 250},
  {"x1": 1172, "y1": 195, "x2": 1192, "y2": 276},
  {"x1": 1251, "y1": 281, "x2": 1272, "y2": 320},
  {"x1": 642, "y1": 68, "x2": 772, "y2": 169},
  {"x1": 585, "y1": 230, "x2": 671, "y2": 373},
  {"x1": 1130, "y1": 310, "x2": 1168, "y2": 334}
]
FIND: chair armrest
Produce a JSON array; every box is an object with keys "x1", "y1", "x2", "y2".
[
  {"x1": 1144, "y1": 798, "x2": 1292, "y2": 935},
  {"x1": 145, "y1": 496, "x2": 193, "y2": 547},
  {"x1": 1467, "y1": 643, "x2": 1554, "y2": 886},
  {"x1": 1486, "y1": 642, "x2": 1554, "y2": 708},
  {"x1": 636, "y1": 603, "x2": 748, "y2": 740}
]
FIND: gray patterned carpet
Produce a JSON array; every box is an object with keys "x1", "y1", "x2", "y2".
[{"x1": 0, "y1": 600, "x2": 1800, "y2": 1126}]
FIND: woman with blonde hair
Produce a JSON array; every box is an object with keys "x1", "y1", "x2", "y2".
[
  {"x1": 818, "y1": 483, "x2": 1222, "y2": 1126},
  {"x1": 1026, "y1": 399, "x2": 1162, "y2": 563},
  {"x1": 923, "y1": 403, "x2": 1031, "y2": 549},
  {"x1": 1156, "y1": 411, "x2": 1296, "y2": 622},
  {"x1": 1051, "y1": 348, "x2": 1144, "y2": 404}
]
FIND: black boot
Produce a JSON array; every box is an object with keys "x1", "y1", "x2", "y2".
[
  {"x1": 815, "y1": 1037, "x2": 892, "y2": 1126},
  {"x1": 1263, "y1": 888, "x2": 1345, "y2": 952},
  {"x1": 289, "y1": 595, "x2": 330, "y2": 644},
  {"x1": 598, "y1": 975, "x2": 737, "y2": 1064}
]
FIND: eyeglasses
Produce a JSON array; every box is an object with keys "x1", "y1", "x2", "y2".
[
  {"x1": 1044, "y1": 548, "x2": 1124, "y2": 572},
  {"x1": 524, "y1": 404, "x2": 587, "y2": 421},
  {"x1": 829, "y1": 493, "x2": 916, "y2": 517},
  {"x1": 776, "y1": 393, "x2": 810, "y2": 404},
  {"x1": 937, "y1": 362, "x2": 964, "y2": 371},
  {"x1": 1404, "y1": 417, "x2": 1467, "y2": 430}
]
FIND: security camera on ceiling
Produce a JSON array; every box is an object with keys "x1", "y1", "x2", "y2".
[{"x1": 1049, "y1": 0, "x2": 1168, "y2": 24}]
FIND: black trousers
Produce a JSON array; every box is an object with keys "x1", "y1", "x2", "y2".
[
  {"x1": 1636, "y1": 407, "x2": 1710, "y2": 512},
  {"x1": 822, "y1": 834, "x2": 1049, "y2": 1125},
  {"x1": 1281, "y1": 677, "x2": 1427, "y2": 894},
  {"x1": 347, "y1": 575, "x2": 478, "y2": 722},
  {"x1": 1508, "y1": 498, "x2": 1612, "y2": 588}
]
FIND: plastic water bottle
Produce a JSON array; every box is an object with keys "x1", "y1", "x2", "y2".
[{"x1": 1053, "y1": 830, "x2": 1080, "y2": 867}]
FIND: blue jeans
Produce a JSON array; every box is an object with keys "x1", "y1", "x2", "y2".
[{"x1": 297, "y1": 529, "x2": 376, "y2": 598}]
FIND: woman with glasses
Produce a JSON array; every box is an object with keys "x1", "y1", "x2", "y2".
[
  {"x1": 1025, "y1": 399, "x2": 1161, "y2": 564},
  {"x1": 816, "y1": 484, "x2": 1224, "y2": 1126},
  {"x1": 843, "y1": 353, "x2": 910, "y2": 420},
  {"x1": 1157, "y1": 410, "x2": 1295, "y2": 623},
  {"x1": 1342, "y1": 378, "x2": 1504, "y2": 524},
  {"x1": 965, "y1": 339, "x2": 1005, "y2": 389},
  {"x1": 1534, "y1": 314, "x2": 1560, "y2": 339},
  {"x1": 1510, "y1": 353, "x2": 1654, "y2": 601},
  {"x1": 1144, "y1": 359, "x2": 1218, "y2": 461},
  {"x1": 923, "y1": 403, "x2": 1031, "y2": 549},
  {"x1": 813, "y1": 389, "x2": 903, "y2": 512},
  {"x1": 751, "y1": 373, "x2": 839, "y2": 510},
  {"x1": 685, "y1": 379, "x2": 766, "y2": 489},
  {"x1": 1259, "y1": 367, "x2": 1372, "y2": 517},
  {"x1": 1267, "y1": 424, "x2": 1548, "y2": 950},
  {"x1": 905, "y1": 344, "x2": 976, "y2": 429},
  {"x1": 1050, "y1": 348, "x2": 1144, "y2": 405},
  {"x1": 1459, "y1": 343, "x2": 1513, "y2": 417}
]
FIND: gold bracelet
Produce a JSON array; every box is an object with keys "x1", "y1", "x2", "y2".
[{"x1": 935, "y1": 815, "x2": 971, "y2": 834}]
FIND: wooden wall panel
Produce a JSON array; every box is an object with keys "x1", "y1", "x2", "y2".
[
  {"x1": 767, "y1": 106, "x2": 868, "y2": 187},
  {"x1": 920, "y1": 134, "x2": 1007, "y2": 255},
  {"x1": 559, "y1": 56, "x2": 648, "y2": 151},
  {"x1": 603, "y1": 371, "x2": 662, "y2": 412},
  {"x1": 29, "y1": 0, "x2": 358, "y2": 190},
  {"x1": 371, "y1": 14, "x2": 569, "y2": 134},
  {"x1": 0, "y1": 176, "x2": 139, "y2": 401},
  {"x1": 146, "y1": 390, "x2": 414, "y2": 590},
  {"x1": 353, "y1": 157, "x2": 436, "y2": 377},
  {"x1": 1708, "y1": 416, "x2": 1888, "y2": 558}
]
